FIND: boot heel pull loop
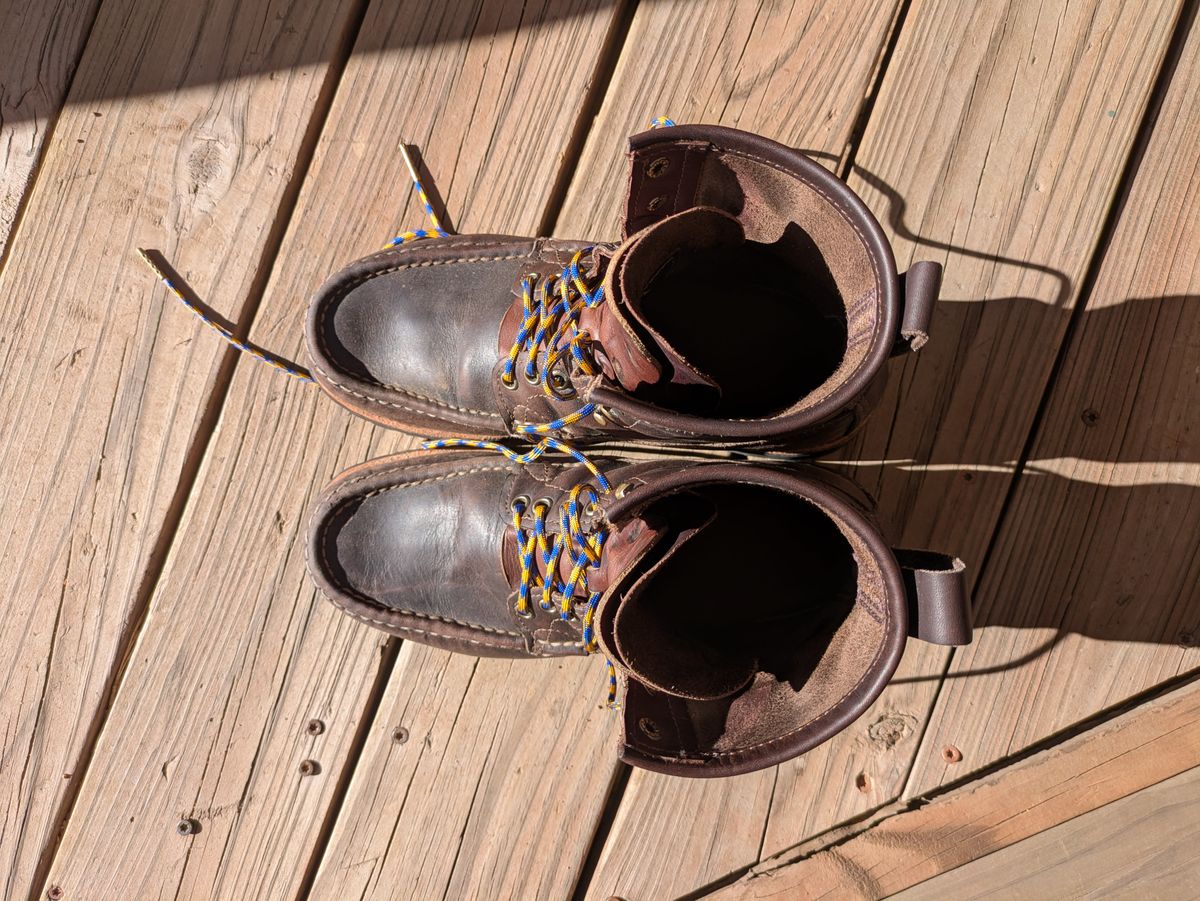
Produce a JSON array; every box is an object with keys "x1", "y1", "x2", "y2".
[
  {"x1": 892, "y1": 261, "x2": 943, "y2": 355},
  {"x1": 894, "y1": 548, "x2": 972, "y2": 646}
]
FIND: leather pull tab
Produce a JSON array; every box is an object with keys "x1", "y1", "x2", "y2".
[
  {"x1": 894, "y1": 548, "x2": 971, "y2": 646},
  {"x1": 892, "y1": 261, "x2": 943, "y2": 355}
]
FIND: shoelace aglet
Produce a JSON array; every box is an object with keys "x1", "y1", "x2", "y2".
[
  {"x1": 136, "y1": 247, "x2": 167, "y2": 281},
  {"x1": 399, "y1": 142, "x2": 450, "y2": 237},
  {"x1": 398, "y1": 142, "x2": 422, "y2": 190}
]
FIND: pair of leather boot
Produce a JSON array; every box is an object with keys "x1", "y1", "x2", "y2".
[{"x1": 304, "y1": 124, "x2": 971, "y2": 777}]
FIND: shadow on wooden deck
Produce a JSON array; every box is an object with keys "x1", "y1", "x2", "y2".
[{"x1": 1, "y1": 0, "x2": 637, "y2": 124}]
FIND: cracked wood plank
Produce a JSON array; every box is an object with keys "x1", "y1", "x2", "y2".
[
  {"x1": 0, "y1": 0, "x2": 362, "y2": 896},
  {"x1": 578, "y1": 0, "x2": 1187, "y2": 896},
  {"x1": 0, "y1": 0, "x2": 100, "y2": 259},
  {"x1": 905, "y1": 5, "x2": 1200, "y2": 799},
  {"x1": 708, "y1": 675, "x2": 1200, "y2": 900},
  {"x1": 40, "y1": 1, "x2": 629, "y2": 898}
]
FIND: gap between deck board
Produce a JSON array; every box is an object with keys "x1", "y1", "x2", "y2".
[
  {"x1": 25, "y1": 0, "x2": 376, "y2": 895},
  {"x1": 0, "y1": 0, "x2": 103, "y2": 271},
  {"x1": 897, "y1": 0, "x2": 1200, "y2": 803}
]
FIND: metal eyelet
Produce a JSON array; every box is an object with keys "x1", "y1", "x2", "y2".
[
  {"x1": 647, "y1": 195, "x2": 667, "y2": 212},
  {"x1": 523, "y1": 368, "x2": 540, "y2": 385},
  {"x1": 595, "y1": 405, "x2": 619, "y2": 426},
  {"x1": 532, "y1": 497, "x2": 553, "y2": 513},
  {"x1": 638, "y1": 717, "x2": 661, "y2": 740},
  {"x1": 646, "y1": 157, "x2": 670, "y2": 178},
  {"x1": 511, "y1": 495, "x2": 530, "y2": 513},
  {"x1": 514, "y1": 605, "x2": 534, "y2": 619},
  {"x1": 501, "y1": 374, "x2": 518, "y2": 390},
  {"x1": 614, "y1": 481, "x2": 631, "y2": 498},
  {"x1": 595, "y1": 403, "x2": 617, "y2": 424}
]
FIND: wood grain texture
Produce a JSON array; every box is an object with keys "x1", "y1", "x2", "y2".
[
  {"x1": 40, "y1": 2, "x2": 628, "y2": 898},
  {"x1": 0, "y1": 0, "x2": 359, "y2": 896},
  {"x1": 557, "y1": 0, "x2": 904, "y2": 236},
  {"x1": 0, "y1": 0, "x2": 100, "y2": 257},
  {"x1": 906, "y1": 7, "x2": 1200, "y2": 798},
  {"x1": 582, "y1": 0, "x2": 1185, "y2": 895},
  {"x1": 780, "y1": 0, "x2": 1185, "y2": 851},
  {"x1": 310, "y1": 648, "x2": 619, "y2": 900},
  {"x1": 710, "y1": 675, "x2": 1200, "y2": 901},
  {"x1": 894, "y1": 764, "x2": 1200, "y2": 901}
]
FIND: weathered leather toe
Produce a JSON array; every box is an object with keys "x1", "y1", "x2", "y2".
[{"x1": 306, "y1": 235, "x2": 592, "y2": 436}]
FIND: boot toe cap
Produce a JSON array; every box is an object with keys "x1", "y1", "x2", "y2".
[
  {"x1": 307, "y1": 453, "x2": 532, "y2": 652},
  {"x1": 306, "y1": 238, "x2": 537, "y2": 432}
]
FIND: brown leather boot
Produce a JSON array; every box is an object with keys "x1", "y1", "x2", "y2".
[
  {"x1": 306, "y1": 447, "x2": 969, "y2": 777},
  {"x1": 305, "y1": 125, "x2": 942, "y2": 452}
]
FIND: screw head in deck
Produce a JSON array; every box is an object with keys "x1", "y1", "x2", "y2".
[{"x1": 177, "y1": 818, "x2": 200, "y2": 836}]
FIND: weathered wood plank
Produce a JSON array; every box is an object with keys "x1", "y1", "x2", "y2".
[
  {"x1": 0, "y1": 0, "x2": 361, "y2": 895},
  {"x1": 0, "y1": 0, "x2": 100, "y2": 259},
  {"x1": 311, "y1": 648, "x2": 620, "y2": 900},
  {"x1": 709, "y1": 675, "x2": 1200, "y2": 900},
  {"x1": 761, "y1": 0, "x2": 1186, "y2": 856},
  {"x1": 581, "y1": 0, "x2": 1186, "y2": 895},
  {"x1": 894, "y1": 764, "x2": 1200, "y2": 900},
  {"x1": 40, "y1": 2, "x2": 628, "y2": 898},
  {"x1": 558, "y1": 0, "x2": 905, "y2": 236},
  {"x1": 906, "y1": 6, "x2": 1200, "y2": 798}
]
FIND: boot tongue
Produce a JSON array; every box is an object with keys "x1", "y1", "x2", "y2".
[
  {"x1": 593, "y1": 207, "x2": 746, "y2": 412},
  {"x1": 601, "y1": 492, "x2": 758, "y2": 702}
]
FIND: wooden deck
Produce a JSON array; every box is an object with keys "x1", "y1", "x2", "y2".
[{"x1": 2, "y1": 0, "x2": 1198, "y2": 897}]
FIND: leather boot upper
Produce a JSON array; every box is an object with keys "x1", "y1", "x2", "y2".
[
  {"x1": 307, "y1": 448, "x2": 971, "y2": 776},
  {"x1": 306, "y1": 125, "x2": 944, "y2": 451}
]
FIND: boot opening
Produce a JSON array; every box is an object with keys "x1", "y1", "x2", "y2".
[
  {"x1": 685, "y1": 151, "x2": 885, "y2": 419},
  {"x1": 611, "y1": 482, "x2": 891, "y2": 759},
  {"x1": 637, "y1": 228, "x2": 847, "y2": 417}
]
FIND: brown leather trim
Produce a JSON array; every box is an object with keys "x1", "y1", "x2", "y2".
[
  {"x1": 600, "y1": 462, "x2": 909, "y2": 776},
  {"x1": 894, "y1": 548, "x2": 972, "y2": 646},
  {"x1": 893, "y1": 260, "x2": 943, "y2": 354},
  {"x1": 609, "y1": 124, "x2": 902, "y2": 443}
]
